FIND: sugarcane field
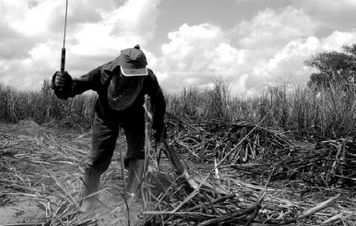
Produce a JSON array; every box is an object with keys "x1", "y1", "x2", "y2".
[
  {"x1": 1, "y1": 1, "x2": 356, "y2": 226},
  {"x1": 0, "y1": 77, "x2": 355, "y2": 225}
]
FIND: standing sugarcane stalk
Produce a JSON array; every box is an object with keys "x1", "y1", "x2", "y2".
[{"x1": 143, "y1": 96, "x2": 198, "y2": 191}]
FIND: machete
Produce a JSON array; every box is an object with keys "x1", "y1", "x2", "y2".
[
  {"x1": 60, "y1": 0, "x2": 69, "y2": 73},
  {"x1": 53, "y1": 0, "x2": 71, "y2": 95}
]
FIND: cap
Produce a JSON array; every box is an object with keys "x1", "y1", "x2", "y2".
[{"x1": 118, "y1": 44, "x2": 148, "y2": 76}]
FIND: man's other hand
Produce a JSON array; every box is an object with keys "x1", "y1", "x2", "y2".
[{"x1": 154, "y1": 124, "x2": 166, "y2": 144}]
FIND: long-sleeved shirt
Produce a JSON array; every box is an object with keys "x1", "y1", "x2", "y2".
[{"x1": 65, "y1": 60, "x2": 166, "y2": 129}]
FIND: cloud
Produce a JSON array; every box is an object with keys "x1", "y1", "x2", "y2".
[
  {"x1": 241, "y1": 31, "x2": 356, "y2": 96},
  {"x1": 157, "y1": 4, "x2": 356, "y2": 97},
  {"x1": 110, "y1": 0, "x2": 161, "y2": 39},
  {"x1": 207, "y1": 43, "x2": 245, "y2": 75},
  {"x1": 68, "y1": 0, "x2": 162, "y2": 75},
  {"x1": 0, "y1": 41, "x2": 60, "y2": 90},
  {"x1": 235, "y1": 0, "x2": 270, "y2": 2},
  {"x1": 157, "y1": 7, "x2": 319, "y2": 95},
  {"x1": 1, "y1": 0, "x2": 356, "y2": 97},
  {"x1": 296, "y1": 0, "x2": 356, "y2": 31},
  {"x1": 156, "y1": 23, "x2": 245, "y2": 93},
  {"x1": 70, "y1": 0, "x2": 161, "y2": 57},
  {"x1": 0, "y1": 25, "x2": 38, "y2": 60},
  {"x1": 233, "y1": 7, "x2": 317, "y2": 51},
  {"x1": 247, "y1": 36, "x2": 320, "y2": 88},
  {"x1": 320, "y1": 31, "x2": 356, "y2": 51},
  {"x1": 0, "y1": 0, "x2": 62, "y2": 37},
  {"x1": 0, "y1": 0, "x2": 162, "y2": 90},
  {"x1": 299, "y1": 0, "x2": 356, "y2": 12}
]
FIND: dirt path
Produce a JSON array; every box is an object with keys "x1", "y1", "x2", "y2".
[
  {"x1": 0, "y1": 199, "x2": 44, "y2": 224},
  {"x1": 0, "y1": 121, "x2": 144, "y2": 225}
]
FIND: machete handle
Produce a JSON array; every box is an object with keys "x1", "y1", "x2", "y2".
[{"x1": 60, "y1": 47, "x2": 66, "y2": 72}]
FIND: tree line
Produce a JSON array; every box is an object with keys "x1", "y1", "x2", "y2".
[{"x1": 306, "y1": 43, "x2": 356, "y2": 90}]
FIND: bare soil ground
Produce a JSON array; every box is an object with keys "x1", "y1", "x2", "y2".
[
  {"x1": 0, "y1": 120, "x2": 355, "y2": 225},
  {"x1": 0, "y1": 120, "x2": 146, "y2": 225}
]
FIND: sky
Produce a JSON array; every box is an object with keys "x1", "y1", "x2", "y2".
[{"x1": 1, "y1": 0, "x2": 356, "y2": 96}]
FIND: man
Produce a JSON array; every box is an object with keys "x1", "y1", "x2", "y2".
[{"x1": 51, "y1": 45, "x2": 166, "y2": 212}]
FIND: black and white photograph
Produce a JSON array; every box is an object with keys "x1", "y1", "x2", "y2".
[{"x1": 0, "y1": 0, "x2": 355, "y2": 225}]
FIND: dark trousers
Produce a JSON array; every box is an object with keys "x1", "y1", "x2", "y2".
[{"x1": 88, "y1": 112, "x2": 145, "y2": 174}]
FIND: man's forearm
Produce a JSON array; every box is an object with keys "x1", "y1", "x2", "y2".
[{"x1": 69, "y1": 66, "x2": 103, "y2": 97}]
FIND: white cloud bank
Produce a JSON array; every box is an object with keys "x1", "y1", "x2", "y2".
[
  {"x1": 0, "y1": 0, "x2": 161, "y2": 89},
  {"x1": 155, "y1": 23, "x2": 245, "y2": 92},
  {"x1": 0, "y1": 1, "x2": 356, "y2": 97},
  {"x1": 153, "y1": 6, "x2": 356, "y2": 96}
]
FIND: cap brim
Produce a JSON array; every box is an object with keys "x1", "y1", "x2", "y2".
[{"x1": 121, "y1": 67, "x2": 148, "y2": 77}]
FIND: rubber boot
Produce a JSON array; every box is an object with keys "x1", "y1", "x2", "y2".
[
  {"x1": 79, "y1": 168, "x2": 101, "y2": 213},
  {"x1": 126, "y1": 159, "x2": 145, "y2": 200}
]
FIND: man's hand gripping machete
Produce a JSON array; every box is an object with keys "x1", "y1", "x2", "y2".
[{"x1": 52, "y1": 0, "x2": 72, "y2": 99}]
